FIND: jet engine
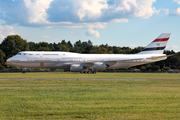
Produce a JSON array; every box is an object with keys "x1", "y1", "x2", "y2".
[
  {"x1": 70, "y1": 64, "x2": 84, "y2": 72},
  {"x1": 93, "y1": 62, "x2": 107, "y2": 71}
]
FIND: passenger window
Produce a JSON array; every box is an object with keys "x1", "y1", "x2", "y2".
[{"x1": 18, "y1": 53, "x2": 21, "y2": 55}]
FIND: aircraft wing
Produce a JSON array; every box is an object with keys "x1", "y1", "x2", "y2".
[
  {"x1": 115, "y1": 58, "x2": 145, "y2": 62},
  {"x1": 54, "y1": 55, "x2": 173, "y2": 70},
  {"x1": 81, "y1": 58, "x2": 146, "y2": 68},
  {"x1": 146, "y1": 54, "x2": 174, "y2": 60},
  {"x1": 54, "y1": 58, "x2": 145, "y2": 68},
  {"x1": 80, "y1": 55, "x2": 173, "y2": 68}
]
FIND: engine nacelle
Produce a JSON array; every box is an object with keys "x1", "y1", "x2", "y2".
[
  {"x1": 93, "y1": 62, "x2": 107, "y2": 71},
  {"x1": 70, "y1": 64, "x2": 84, "y2": 72}
]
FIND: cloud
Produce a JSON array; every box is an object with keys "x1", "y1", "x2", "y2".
[
  {"x1": 168, "y1": 45, "x2": 178, "y2": 49},
  {"x1": 131, "y1": 0, "x2": 157, "y2": 19},
  {"x1": 171, "y1": 45, "x2": 178, "y2": 49},
  {"x1": 130, "y1": 44, "x2": 137, "y2": 48},
  {"x1": 167, "y1": 45, "x2": 179, "y2": 52},
  {"x1": 110, "y1": 18, "x2": 129, "y2": 23},
  {"x1": 173, "y1": 0, "x2": 180, "y2": 15},
  {"x1": 0, "y1": 25, "x2": 17, "y2": 42},
  {"x1": 163, "y1": 0, "x2": 180, "y2": 16},
  {"x1": 85, "y1": 28, "x2": 100, "y2": 38},
  {"x1": 83, "y1": 22, "x2": 107, "y2": 28},
  {"x1": 24, "y1": 0, "x2": 53, "y2": 24},
  {"x1": 154, "y1": 8, "x2": 161, "y2": 15},
  {"x1": 163, "y1": 9, "x2": 170, "y2": 15},
  {"x1": 75, "y1": 0, "x2": 108, "y2": 21},
  {"x1": 0, "y1": 0, "x2": 158, "y2": 28},
  {"x1": 43, "y1": 36, "x2": 51, "y2": 38},
  {"x1": 70, "y1": 31, "x2": 78, "y2": 36},
  {"x1": 174, "y1": 0, "x2": 180, "y2": 5},
  {"x1": 174, "y1": 7, "x2": 180, "y2": 15}
]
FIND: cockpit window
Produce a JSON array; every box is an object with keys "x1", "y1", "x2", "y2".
[{"x1": 18, "y1": 53, "x2": 21, "y2": 55}]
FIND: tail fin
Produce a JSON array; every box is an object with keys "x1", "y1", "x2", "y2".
[{"x1": 138, "y1": 33, "x2": 171, "y2": 54}]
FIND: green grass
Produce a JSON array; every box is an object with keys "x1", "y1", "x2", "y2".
[
  {"x1": 0, "y1": 72, "x2": 180, "y2": 79},
  {"x1": 0, "y1": 73, "x2": 180, "y2": 119}
]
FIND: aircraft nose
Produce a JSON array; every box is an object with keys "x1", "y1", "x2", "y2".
[{"x1": 6, "y1": 58, "x2": 12, "y2": 63}]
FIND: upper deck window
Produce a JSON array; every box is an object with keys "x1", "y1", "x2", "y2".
[{"x1": 18, "y1": 53, "x2": 21, "y2": 55}]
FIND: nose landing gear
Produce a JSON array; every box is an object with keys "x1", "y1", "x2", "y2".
[{"x1": 21, "y1": 68, "x2": 26, "y2": 74}]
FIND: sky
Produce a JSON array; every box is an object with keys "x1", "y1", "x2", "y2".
[{"x1": 0, "y1": 0, "x2": 180, "y2": 52}]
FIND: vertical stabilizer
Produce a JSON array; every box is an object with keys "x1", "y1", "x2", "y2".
[{"x1": 138, "y1": 33, "x2": 171, "y2": 54}]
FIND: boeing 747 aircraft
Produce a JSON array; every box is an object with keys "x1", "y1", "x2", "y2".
[{"x1": 7, "y1": 33, "x2": 171, "y2": 74}]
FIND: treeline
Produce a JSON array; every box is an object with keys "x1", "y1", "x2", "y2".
[{"x1": 0, "y1": 35, "x2": 179, "y2": 71}]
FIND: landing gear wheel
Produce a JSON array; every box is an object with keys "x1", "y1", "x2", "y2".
[
  {"x1": 92, "y1": 71, "x2": 96, "y2": 74},
  {"x1": 80, "y1": 70, "x2": 96, "y2": 74},
  {"x1": 21, "y1": 68, "x2": 26, "y2": 74}
]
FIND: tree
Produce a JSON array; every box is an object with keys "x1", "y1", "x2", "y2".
[
  {"x1": 168, "y1": 52, "x2": 180, "y2": 68},
  {"x1": 0, "y1": 35, "x2": 29, "y2": 59},
  {"x1": 90, "y1": 46, "x2": 99, "y2": 53},
  {"x1": 131, "y1": 47, "x2": 144, "y2": 54},
  {"x1": 0, "y1": 64, "x2": 5, "y2": 70},
  {"x1": 49, "y1": 43, "x2": 55, "y2": 51},
  {"x1": 112, "y1": 46, "x2": 121, "y2": 54},
  {"x1": 162, "y1": 66, "x2": 170, "y2": 71},
  {"x1": 36, "y1": 42, "x2": 50, "y2": 51},
  {"x1": 61, "y1": 40, "x2": 66, "y2": 45},
  {"x1": 74, "y1": 40, "x2": 82, "y2": 48},
  {"x1": 140, "y1": 66, "x2": 146, "y2": 72},
  {"x1": 54, "y1": 43, "x2": 70, "y2": 52},
  {"x1": 81, "y1": 40, "x2": 93, "y2": 53},
  {"x1": 67, "y1": 41, "x2": 73, "y2": 52},
  {"x1": 152, "y1": 65, "x2": 160, "y2": 71},
  {"x1": 29, "y1": 42, "x2": 36, "y2": 51},
  {"x1": 0, "y1": 49, "x2": 6, "y2": 65},
  {"x1": 74, "y1": 40, "x2": 83, "y2": 53}
]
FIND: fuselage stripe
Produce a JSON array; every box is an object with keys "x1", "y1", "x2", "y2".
[
  {"x1": 153, "y1": 38, "x2": 169, "y2": 42},
  {"x1": 7, "y1": 61, "x2": 97, "y2": 63},
  {"x1": 142, "y1": 46, "x2": 166, "y2": 51}
]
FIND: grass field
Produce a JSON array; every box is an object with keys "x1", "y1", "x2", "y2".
[
  {"x1": 0, "y1": 72, "x2": 180, "y2": 119},
  {"x1": 0, "y1": 72, "x2": 180, "y2": 79}
]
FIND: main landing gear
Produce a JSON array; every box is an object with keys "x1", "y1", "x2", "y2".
[
  {"x1": 80, "y1": 70, "x2": 96, "y2": 74},
  {"x1": 21, "y1": 68, "x2": 26, "y2": 74},
  {"x1": 22, "y1": 71, "x2": 26, "y2": 74}
]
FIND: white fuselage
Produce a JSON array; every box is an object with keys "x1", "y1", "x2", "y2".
[
  {"x1": 7, "y1": 51, "x2": 166, "y2": 71},
  {"x1": 6, "y1": 33, "x2": 171, "y2": 72}
]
